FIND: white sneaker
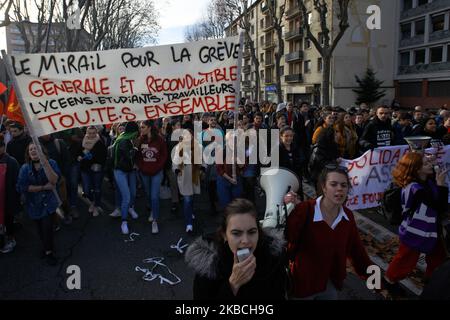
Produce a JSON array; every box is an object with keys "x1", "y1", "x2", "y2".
[
  {"x1": 109, "y1": 208, "x2": 121, "y2": 218},
  {"x1": 129, "y1": 207, "x2": 139, "y2": 220},
  {"x1": 186, "y1": 225, "x2": 193, "y2": 233},
  {"x1": 152, "y1": 221, "x2": 159, "y2": 234},
  {"x1": 92, "y1": 207, "x2": 99, "y2": 217},
  {"x1": 192, "y1": 214, "x2": 196, "y2": 220},
  {"x1": 121, "y1": 221, "x2": 129, "y2": 235},
  {"x1": 148, "y1": 212, "x2": 154, "y2": 223},
  {"x1": 88, "y1": 204, "x2": 94, "y2": 213},
  {"x1": 0, "y1": 239, "x2": 16, "y2": 253}
]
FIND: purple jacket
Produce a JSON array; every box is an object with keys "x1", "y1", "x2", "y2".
[{"x1": 399, "y1": 180, "x2": 448, "y2": 253}]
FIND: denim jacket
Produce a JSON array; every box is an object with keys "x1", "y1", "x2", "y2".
[{"x1": 17, "y1": 159, "x2": 61, "y2": 220}]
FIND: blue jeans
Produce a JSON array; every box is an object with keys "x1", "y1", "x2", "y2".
[
  {"x1": 67, "y1": 163, "x2": 80, "y2": 208},
  {"x1": 81, "y1": 169, "x2": 104, "y2": 207},
  {"x1": 114, "y1": 169, "x2": 137, "y2": 221},
  {"x1": 183, "y1": 195, "x2": 194, "y2": 226},
  {"x1": 140, "y1": 170, "x2": 163, "y2": 221},
  {"x1": 216, "y1": 175, "x2": 242, "y2": 209}
]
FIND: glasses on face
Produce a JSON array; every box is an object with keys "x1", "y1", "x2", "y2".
[{"x1": 325, "y1": 163, "x2": 349, "y2": 173}]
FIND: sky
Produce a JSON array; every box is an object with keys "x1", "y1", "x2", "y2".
[{"x1": 152, "y1": 0, "x2": 211, "y2": 46}]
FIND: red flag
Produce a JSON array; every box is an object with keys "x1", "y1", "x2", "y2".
[
  {"x1": 0, "y1": 82, "x2": 6, "y2": 95},
  {"x1": 5, "y1": 86, "x2": 25, "y2": 125}
]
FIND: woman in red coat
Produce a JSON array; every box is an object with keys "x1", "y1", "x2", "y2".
[{"x1": 285, "y1": 164, "x2": 373, "y2": 299}]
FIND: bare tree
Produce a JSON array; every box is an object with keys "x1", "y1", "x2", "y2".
[
  {"x1": 214, "y1": 0, "x2": 261, "y2": 102},
  {"x1": 184, "y1": 1, "x2": 227, "y2": 41},
  {"x1": 297, "y1": 0, "x2": 350, "y2": 106},
  {"x1": 2, "y1": 0, "x2": 159, "y2": 53},
  {"x1": 266, "y1": 0, "x2": 286, "y2": 103},
  {"x1": 0, "y1": 0, "x2": 14, "y2": 27}
]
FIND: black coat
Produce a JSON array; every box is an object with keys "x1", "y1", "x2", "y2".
[
  {"x1": 279, "y1": 143, "x2": 303, "y2": 178},
  {"x1": 309, "y1": 127, "x2": 340, "y2": 183},
  {"x1": 0, "y1": 153, "x2": 20, "y2": 220},
  {"x1": 6, "y1": 133, "x2": 32, "y2": 166},
  {"x1": 80, "y1": 140, "x2": 107, "y2": 172},
  {"x1": 185, "y1": 230, "x2": 288, "y2": 300},
  {"x1": 359, "y1": 117, "x2": 394, "y2": 152}
]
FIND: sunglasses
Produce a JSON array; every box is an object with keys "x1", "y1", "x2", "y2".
[{"x1": 325, "y1": 163, "x2": 349, "y2": 173}]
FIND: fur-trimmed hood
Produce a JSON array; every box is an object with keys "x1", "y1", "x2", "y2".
[{"x1": 185, "y1": 228, "x2": 286, "y2": 280}]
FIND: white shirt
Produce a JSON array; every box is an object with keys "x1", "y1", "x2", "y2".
[{"x1": 313, "y1": 196, "x2": 349, "y2": 230}]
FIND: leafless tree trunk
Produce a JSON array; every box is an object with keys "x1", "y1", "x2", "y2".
[
  {"x1": 268, "y1": 0, "x2": 286, "y2": 103},
  {"x1": 297, "y1": 0, "x2": 350, "y2": 106},
  {"x1": 213, "y1": 0, "x2": 261, "y2": 102}
]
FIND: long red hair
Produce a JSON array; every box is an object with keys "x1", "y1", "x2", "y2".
[{"x1": 392, "y1": 152, "x2": 424, "y2": 187}]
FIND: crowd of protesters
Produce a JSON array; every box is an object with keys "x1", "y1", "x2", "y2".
[{"x1": 0, "y1": 99, "x2": 449, "y2": 299}]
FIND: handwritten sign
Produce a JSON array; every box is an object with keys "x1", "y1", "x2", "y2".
[
  {"x1": 341, "y1": 145, "x2": 450, "y2": 210},
  {"x1": 8, "y1": 37, "x2": 240, "y2": 136}
]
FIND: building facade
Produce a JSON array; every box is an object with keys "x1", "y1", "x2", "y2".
[
  {"x1": 226, "y1": 0, "x2": 397, "y2": 107},
  {"x1": 395, "y1": 0, "x2": 450, "y2": 108}
]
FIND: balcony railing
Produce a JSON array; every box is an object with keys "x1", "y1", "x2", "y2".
[
  {"x1": 429, "y1": 29, "x2": 450, "y2": 42},
  {"x1": 263, "y1": 40, "x2": 276, "y2": 49},
  {"x1": 401, "y1": 0, "x2": 450, "y2": 21},
  {"x1": 284, "y1": 28, "x2": 303, "y2": 40},
  {"x1": 398, "y1": 61, "x2": 450, "y2": 75},
  {"x1": 243, "y1": 65, "x2": 251, "y2": 73},
  {"x1": 265, "y1": 59, "x2": 274, "y2": 67},
  {"x1": 285, "y1": 73, "x2": 303, "y2": 83},
  {"x1": 263, "y1": 22, "x2": 274, "y2": 32},
  {"x1": 242, "y1": 80, "x2": 251, "y2": 87},
  {"x1": 285, "y1": 50, "x2": 304, "y2": 62},
  {"x1": 285, "y1": 6, "x2": 300, "y2": 19},
  {"x1": 399, "y1": 35, "x2": 424, "y2": 48},
  {"x1": 264, "y1": 78, "x2": 274, "y2": 84},
  {"x1": 243, "y1": 49, "x2": 251, "y2": 58}
]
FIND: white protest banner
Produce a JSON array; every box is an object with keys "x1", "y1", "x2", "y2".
[
  {"x1": 5, "y1": 36, "x2": 240, "y2": 137},
  {"x1": 341, "y1": 145, "x2": 450, "y2": 211}
]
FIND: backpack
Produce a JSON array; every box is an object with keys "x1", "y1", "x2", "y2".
[{"x1": 381, "y1": 183, "x2": 413, "y2": 225}]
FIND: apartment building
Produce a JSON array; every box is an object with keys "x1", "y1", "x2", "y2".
[
  {"x1": 395, "y1": 0, "x2": 450, "y2": 108},
  {"x1": 227, "y1": 0, "x2": 397, "y2": 107}
]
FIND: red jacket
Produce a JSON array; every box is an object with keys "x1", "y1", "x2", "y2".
[
  {"x1": 136, "y1": 135, "x2": 168, "y2": 176},
  {"x1": 286, "y1": 199, "x2": 372, "y2": 298}
]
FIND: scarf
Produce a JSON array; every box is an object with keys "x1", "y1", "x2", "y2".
[
  {"x1": 82, "y1": 134, "x2": 100, "y2": 151},
  {"x1": 113, "y1": 131, "x2": 138, "y2": 167}
]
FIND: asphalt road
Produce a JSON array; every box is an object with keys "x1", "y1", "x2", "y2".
[{"x1": 0, "y1": 182, "x2": 382, "y2": 300}]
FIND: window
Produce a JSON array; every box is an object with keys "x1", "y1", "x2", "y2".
[
  {"x1": 448, "y1": 45, "x2": 450, "y2": 62},
  {"x1": 431, "y1": 14, "x2": 445, "y2": 33},
  {"x1": 417, "y1": 0, "x2": 428, "y2": 6},
  {"x1": 401, "y1": 23, "x2": 412, "y2": 39},
  {"x1": 260, "y1": 19, "x2": 264, "y2": 29},
  {"x1": 260, "y1": 36, "x2": 264, "y2": 46},
  {"x1": 251, "y1": 25, "x2": 255, "y2": 35},
  {"x1": 280, "y1": 66, "x2": 284, "y2": 76},
  {"x1": 414, "y1": 49, "x2": 425, "y2": 64},
  {"x1": 415, "y1": 20, "x2": 425, "y2": 36},
  {"x1": 318, "y1": 58, "x2": 323, "y2": 72},
  {"x1": 403, "y1": 0, "x2": 413, "y2": 10},
  {"x1": 428, "y1": 81, "x2": 450, "y2": 97},
  {"x1": 400, "y1": 51, "x2": 410, "y2": 66},
  {"x1": 304, "y1": 60, "x2": 311, "y2": 73},
  {"x1": 251, "y1": 9, "x2": 254, "y2": 19},
  {"x1": 260, "y1": 70, "x2": 264, "y2": 80},
  {"x1": 305, "y1": 37, "x2": 311, "y2": 49},
  {"x1": 260, "y1": 53, "x2": 264, "y2": 62},
  {"x1": 308, "y1": 12, "x2": 312, "y2": 25},
  {"x1": 430, "y1": 47, "x2": 443, "y2": 63},
  {"x1": 399, "y1": 82, "x2": 422, "y2": 97}
]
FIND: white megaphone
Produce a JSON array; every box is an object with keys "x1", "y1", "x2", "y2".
[{"x1": 260, "y1": 167, "x2": 300, "y2": 229}]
